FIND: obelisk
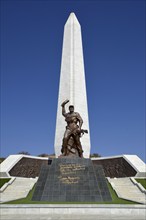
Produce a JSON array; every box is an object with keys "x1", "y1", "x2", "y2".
[{"x1": 54, "y1": 13, "x2": 91, "y2": 158}]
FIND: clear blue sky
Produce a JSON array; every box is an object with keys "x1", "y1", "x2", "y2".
[{"x1": 1, "y1": 0, "x2": 145, "y2": 161}]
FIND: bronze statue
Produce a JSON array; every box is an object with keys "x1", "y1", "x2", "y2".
[{"x1": 60, "y1": 99, "x2": 88, "y2": 157}]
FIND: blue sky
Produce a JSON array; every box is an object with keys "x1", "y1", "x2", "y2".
[{"x1": 1, "y1": 0, "x2": 145, "y2": 161}]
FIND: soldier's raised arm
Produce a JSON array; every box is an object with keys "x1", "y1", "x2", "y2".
[{"x1": 61, "y1": 99, "x2": 69, "y2": 117}]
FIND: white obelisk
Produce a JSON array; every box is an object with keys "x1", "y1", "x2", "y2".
[{"x1": 54, "y1": 13, "x2": 91, "y2": 158}]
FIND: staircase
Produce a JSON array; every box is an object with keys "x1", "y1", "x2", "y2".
[
  {"x1": 108, "y1": 177, "x2": 146, "y2": 204},
  {"x1": 0, "y1": 177, "x2": 37, "y2": 203}
]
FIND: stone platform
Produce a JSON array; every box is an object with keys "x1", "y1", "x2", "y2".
[
  {"x1": 32, "y1": 158, "x2": 112, "y2": 202},
  {"x1": 0, "y1": 204, "x2": 145, "y2": 220}
]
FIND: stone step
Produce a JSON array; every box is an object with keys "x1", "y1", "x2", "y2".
[
  {"x1": 0, "y1": 177, "x2": 37, "y2": 203},
  {"x1": 108, "y1": 177, "x2": 146, "y2": 204},
  {"x1": 0, "y1": 214, "x2": 146, "y2": 220}
]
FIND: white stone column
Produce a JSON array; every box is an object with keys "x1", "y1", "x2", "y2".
[{"x1": 54, "y1": 13, "x2": 91, "y2": 158}]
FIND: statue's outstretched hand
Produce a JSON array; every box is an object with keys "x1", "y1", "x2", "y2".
[{"x1": 61, "y1": 99, "x2": 69, "y2": 107}]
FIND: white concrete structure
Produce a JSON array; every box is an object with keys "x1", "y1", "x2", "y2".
[
  {"x1": 0, "y1": 155, "x2": 23, "y2": 177},
  {"x1": 1, "y1": 154, "x2": 145, "y2": 178},
  {"x1": 0, "y1": 155, "x2": 48, "y2": 178},
  {"x1": 123, "y1": 155, "x2": 146, "y2": 177},
  {"x1": 92, "y1": 154, "x2": 146, "y2": 177},
  {"x1": 54, "y1": 13, "x2": 91, "y2": 158}
]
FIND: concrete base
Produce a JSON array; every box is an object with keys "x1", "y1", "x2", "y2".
[{"x1": 0, "y1": 204, "x2": 145, "y2": 220}]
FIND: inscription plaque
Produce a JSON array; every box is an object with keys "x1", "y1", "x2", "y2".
[{"x1": 32, "y1": 158, "x2": 112, "y2": 202}]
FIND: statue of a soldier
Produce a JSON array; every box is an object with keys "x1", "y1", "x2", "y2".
[{"x1": 61, "y1": 99, "x2": 88, "y2": 158}]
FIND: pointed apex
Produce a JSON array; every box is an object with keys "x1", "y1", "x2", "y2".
[
  {"x1": 70, "y1": 12, "x2": 76, "y2": 18},
  {"x1": 65, "y1": 12, "x2": 80, "y2": 26}
]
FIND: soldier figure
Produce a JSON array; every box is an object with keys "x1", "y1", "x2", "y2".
[{"x1": 61, "y1": 99, "x2": 84, "y2": 157}]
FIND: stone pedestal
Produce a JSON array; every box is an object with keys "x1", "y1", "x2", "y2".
[{"x1": 32, "y1": 158, "x2": 112, "y2": 202}]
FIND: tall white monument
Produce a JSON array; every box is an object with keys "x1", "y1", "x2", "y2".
[{"x1": 54, "y1": 13, "x2": 91, "y2": 158}]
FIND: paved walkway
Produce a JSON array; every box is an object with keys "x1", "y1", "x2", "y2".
[
  {"x1": 108, "y1": 177, "x2": 146, "y2": 204},
  {"x1": 0, "y1": 177, "x2": 37, "y2": 203}
]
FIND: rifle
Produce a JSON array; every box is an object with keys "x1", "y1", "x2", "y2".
[{"x1": 80, "y1": 129, "x2": 88, "y2": 134}]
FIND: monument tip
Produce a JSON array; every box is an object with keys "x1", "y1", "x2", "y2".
[
  {"x1": 70, "y1": 12, "x2": 75, "y2": 15},
  {"x1": 65, "y1": 12, "x2": 80, "y2": 26}
]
